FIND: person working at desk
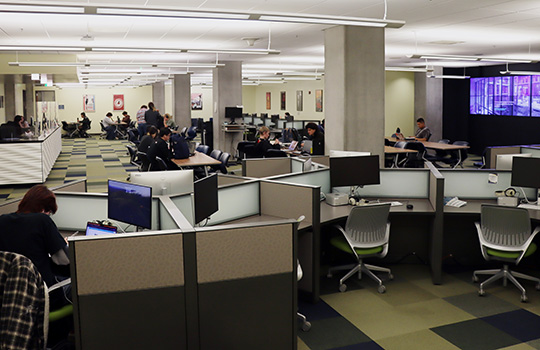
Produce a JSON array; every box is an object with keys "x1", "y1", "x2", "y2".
[
  {"x1": 78, "y1": 112, "x2": 91, "y2": 137},
  {"x1": 0, "y1": 185, "x2": 71, "y2": 346},
  {"x1": 414, "y1": 117, "x2": 431, "y2": 141},
  {"x1": 103, "y1": 112, "x2": 119, "y2": 140},
  {"x1": 254, "y1": 126, "x2": 281, "y2": 157},
  {"x1": 164, "y1": 113, "x2": 177, "y2": 129},
  {"x1": 305, "y1": 122, "x2": 325, "y2": 155},
  {"x1": 147, "y1": 127, "x2": 180, "y2": 170}
]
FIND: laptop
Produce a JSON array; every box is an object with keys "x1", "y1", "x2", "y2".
[
  {"x1": 85, "y1": 222, "x2": 118, "y2": 236},
  {"x1": 302, "y1": 140, "x2": 313, "y2": 154},
  {"x1": 288, "y1": 140, "x2": 298, "y2": 151}
]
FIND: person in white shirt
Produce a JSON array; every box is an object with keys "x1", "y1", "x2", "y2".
[{"x1": 102, "y1": 112, "x2": 117, "y2": 140}]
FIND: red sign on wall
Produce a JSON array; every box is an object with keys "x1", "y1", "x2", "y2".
[{"x1": 113, "y1": 95, "x2": 124, "y2": 110}]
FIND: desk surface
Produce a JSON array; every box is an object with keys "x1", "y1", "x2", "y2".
[
  {"x1": 387, "y1": 138, "x2": 469, "y2": 150},
  {"x1": 385, "y1": 145, "x2": 417, "y2": 154},
  {"x1": 320, "y1": 198, "x2": 435, "y2": 225},
  {"x1": 444, "y1": 199, "x2": 540, "y2": 221},
  {"x1": 172, "y1": 151, "x2": 221, "y2": 167},
  {"x1": 221, "y1": 213, "x2": 311, "y2": 230}
]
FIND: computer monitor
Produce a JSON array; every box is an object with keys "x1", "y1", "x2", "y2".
[
  {"x1": 129, "y1": 170, "x2": 194, "y2": 195},
  {"x1": 512, "y1": 157, "x2": 540, "y2": 206},
  {"x1": 496, "y1": 153, "x2": 532, "y2": 170},
  {"x1": 271, "y1": 114, "x2": 279, "y2": 125},
  {"x1": 225, "y1": 107, "x2": 242, "y2": 124},
  {"x1": 108, "y1": 180, "x2": 152, "y2": 230},
  {"x1": 330, "y1": 155, "x2": 380, "y2": 188},
  {"x1": 260, "y1": 113, "x2": 268, "y2": 119},
  {"x1": 193, "y1": 174, "x2": 218, "y2": 224},
  {"x1": 286, "y1": 114, "x2": 294, "y2": 122}
]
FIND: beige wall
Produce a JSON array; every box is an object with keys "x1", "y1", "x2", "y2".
[
  {"x1": 385, "y1": 72, "x2": 415, "y2": 137},
  {"x1": 34, "y1": 86, "x2": 152, "y2": 134},
  {"x1": 0, "y1": 82, "x2": 5, "y2": 123}
]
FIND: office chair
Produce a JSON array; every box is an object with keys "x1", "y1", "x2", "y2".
[
  {"x1": 265, "y1": 149, "x2": 288, "y2": 158},
  {"x1": 297, "y1": 261, "x2": 311, "y2": 332},
  {"x1": 209, "y1": 149, "x2": 223, "y2": 160},
  {"x1": 236, "y1": 141, "x2": 256, "y2": 159},
  {"x1": 327, "y1": 203, "x2": 393, "y2": 293},
  {"x1": 473, "y1": 205, "x2": 540, "y2": 302},
  {"x1": 99, "y1": 122, "x2": 107, "y2": 139},
  {"x1": 151, "y1": 156, "x2": 169, "y2": 171},
  {"x1": 196, "y1": 144, "x2": 210, "y2": 155},
  {"x1": 126, "y1": 145, "x2": 141, "y2": 170},
  {"x1": 402, "y1": 142, "x2": 426, "y2": 168},
  {"x1": 137, "y1": 152, "x2": 150, "y2": 172},
  {"x1": 442, "y1": 141, "x2": 469, "y2": 168}
]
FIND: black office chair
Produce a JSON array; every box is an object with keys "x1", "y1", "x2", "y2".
[
  {"x1": 126, "y1": 145, "x2": 141, "y2": 170},
  {"x1": 425, "y1": 139, "x2": 450, "y2": 164},
  {"x1": 442, "y1": 141, "x2": 469, "y2": 168},
  {"x1": 210, "y1": 149, "x2": 223, "y2": 160},
  {"x1": 196, "y1": 144, "x2": 210, "y2": 155},
  {"x1": 137, "y1": 152, "x2": 150, "y2": 172},
  {"x1": 402, "y1": 142, "x2": 426, "y2": 168},
  {"x1": 265, "y1": 149, "x2": 288, "y2": 158},
  {"x1": 150, "y1": 156, "x2": 168, "y2": 171}
]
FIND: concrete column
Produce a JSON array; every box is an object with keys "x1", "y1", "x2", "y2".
[
  {"x1": 24, "y1": 76, "x2": 35, "y2": 121},
  {"x1": 324, "y1": 26, "x2": 385, "y2": 163},
  {"x1": 4, "y1": 75, "x2": 16, "y2": 121},
  {"x1": 212, "y1": 61, "x2": 242, "y2": 154},
  {"x1": 172, "y1": 74, "x2": 192, "y2": 129},
  {"x1": 152, "y1": 81, "x2": 166, "y2": 114},
  {"x1": 415, "y1": 67, "x2": 443, "y2": 141}
]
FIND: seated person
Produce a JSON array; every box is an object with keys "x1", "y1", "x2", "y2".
[
  {"x1": 146, "y1": 128, "x2": 180, "y2": 171},
  {"x1": 414, "y1": 117, "x2": 431, "y2": 141},
  {"x1": 138, "y1": 125, "x2": 158, "y2": 154},
  {"x1": 102, "y1": 112, "x2": 118, "y2": 140},
  {"x1": 121, "y1": 111, "x2": 131, "y2": 125},
  {"x1": 164, "y1": 113, "x2": 177, "y2": 130},
  {"x1": 304, "y1": 122, "x2": 325, "y2": 155},
  {"x1": 0, "y1": 185, "x2": 71, "y2": 346},
  {"x1": 1, "y1": 115, "x2": 25, "y2": 139},
  {"x1": 78, "y1": 112, "x2": 91, "y2": 137},
  {"x1": 254, "y1": 126, "x2": 281, "y2": 157}
]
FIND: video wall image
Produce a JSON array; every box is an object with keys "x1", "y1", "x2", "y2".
[{"x1": 470, "y1": 75, "x2": 540, "y2": 117}]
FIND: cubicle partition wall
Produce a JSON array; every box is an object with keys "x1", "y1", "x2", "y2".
[
  {"x1": 427, "y1": 162, "x2": 445, "y2": 284},
  {"x1": 195, "y1": 220, "x2": 297, "y2": 350},
  {"x1": 242, "y1": 157, "x2": 294, "y2": 178},
  {"x1": 520, "y1": 146, "x2": 540, "y2": 158},
  {"x1": 0, "y1": 178, "x2": 87, "y2": 215}
]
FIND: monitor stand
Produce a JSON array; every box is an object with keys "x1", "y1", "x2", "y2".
[{"x1": 518, "y1": 189, "x2": 540, "y2": 210}]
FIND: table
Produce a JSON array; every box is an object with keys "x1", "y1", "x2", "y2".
[
  {"x1": 384, "y1": 145, "x2": 417, "y2": 168},
  {"x1": 172, "y1": 151, "x2": 221, "y2": 176},
  {"x1": 387, "y1": 138, "x2": 470, "y2": 168}
]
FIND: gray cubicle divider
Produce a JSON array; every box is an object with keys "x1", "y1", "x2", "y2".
[
  {"x1": 69, "y1": 230, "x2": 188, "y2": 350},
  {"x1": 440, "y1": 169, "x2": 535, "y2": 199},
  {"x1": 260, "y1": 180, "x2": 321, "y2": 301},
  {"x1": 242, "y1": 157, "x2": 293, "y2": 178},
  {"x1": 0, "y1": 178, "x2": 87, "y2": 215},
  {"x1": 217, "y1": 173, "x2": 252, "y2": 186},
  {"x1": 486, "y1": 146, "x2": 521, "y2": 169},
  {"x1": 194, "y1": 219, "x2": 298, "y2": 350},
  {"x1": 53, "y1": 192, "x2": 161, "y2": 231},
  {"x1": 267, "y1": 168, "x2": 331, "y2": 195},
  {"x1": 521, "y1": 146, "x2": 540, "y2": 157},
  {"x1": 351, "y1": 168, "x2": 430, "y2": 198},
  {"x1": 426, "y1": 162, "x2": 445, "y2": 284}
]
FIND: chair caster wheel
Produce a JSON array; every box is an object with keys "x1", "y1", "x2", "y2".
[
  {"x1": 478, "y1": 289, "x2": 485, "y2": 296},
  {"x1": 388, "y1": 274, "x2": 394, "y2": 280},
  {"x1": 378, "y1": 285, "x2": 386, "y2": 294},
  {"x1": 472, "y1": 276, "x2": 479, "y2": 283},
  {"x1": 302, "y1": 321, "x2": 311, "y2": 332},
  {"x1": 339, "y1": 284, "x2": 347, "y2": 293},
  {"x1": 521, "y1": 295, "x2": 528, "y2": 303}
]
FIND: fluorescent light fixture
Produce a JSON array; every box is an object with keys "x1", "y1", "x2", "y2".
[
  {"x1": 428, "y1": 75, "x2": 470, "y2": 79},
  {"x1": 408, "y1": 54, "x2": 536, "y2": 64},
  {"x1": 0, "y1": 4, "x2": 84, "y2": 14},
  {"x1": 31, "y1": 74, "x2": 40, "y2": 80},
  {"x1": 479, "y1": 58, "x2": 533, "y2": 63},
  {"x1": 277, "y1": 72, "x2": 324, "y2": 76},
  {"x1": 385, "y1": 67, "x2": 429, "y2": 73},
  {"x1": 96, "y1": 7, "x2": 250, "y2": 20},
  {"x1": 500, "y1": 70, "x2": 540, "y2": 75},
  {"x1": 186, "y1": 48, "x2": 279, "y2": 55},
  {"x1": 283, "y1": 77, "x2": 321, "y2": 81},
  {"x1": 0, "y1": 46, "x2": 86, "y2": 52},
  {"x1": 258, "y1": 15, "x2": 382, "y2": 27}
]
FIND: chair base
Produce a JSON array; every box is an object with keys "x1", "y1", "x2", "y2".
[
  {"x1": 327, "y1": 260, "x2": 393, "y2": 294},
  {"x1": 297, "y1": 312, "x2": 311, "y2": 332},
  {"x1": 473, "y1": 264, "x2": 540, "y2": 302}
]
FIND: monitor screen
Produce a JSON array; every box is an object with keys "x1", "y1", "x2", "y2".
[
  {"x1": 330, "y1": 155, "x2": 380, "y2": 188},
  {"x1": 511, "y1": 157, "x2": 540, "y2": 189},
  {"x1": 193, "y1": 174, "x2": 218, "y2": 224},
  {"x1": 129, "y1": 169, "x2": 194, "y2": 195},
  {"x1": 286, "y1": 115, "x2": 294, "y2": 122},
  {"x1": 108, "y1": 180, "x2": 152, "y2": 229},
  {"x1": 260, "y1": 113, "x2": 268, "y2": 119},
  {"x1": 225, "y1": 107, "x2": 242, "y2": 120},
  {"x1": 271, "y1": 114, "x2": 279, "y2": 124}
]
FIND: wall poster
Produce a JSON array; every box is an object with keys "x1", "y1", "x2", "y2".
[
  {"x1": 315, "y1": 89, "x2": 323, "y2": 112},
  {"x1": 266, "y1": 92, "x2": 271, "y2": 109},
  {"x1": 83, "y1": 95, "x2": 95, "y2": 112},
  {"x1": 191, "y1": 93, "x2": 203, "y2": 110},
  {"x1": 296, "y1": 90, "x2": 303, "y2": 111},
  {"x1": 280, "y1": 91, "x2": 286, "y2": 110},
  {"x1": 113, "y1": 94, "x2": 124, "y2": 111}
]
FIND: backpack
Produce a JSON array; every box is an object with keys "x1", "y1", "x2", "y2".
[{"x1": 170, "y1": 133, "x2": 190, "y2": 159}]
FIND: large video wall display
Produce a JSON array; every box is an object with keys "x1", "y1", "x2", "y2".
[{"x1": 470, "y1": 76, "x2": 540, "y2": 117}]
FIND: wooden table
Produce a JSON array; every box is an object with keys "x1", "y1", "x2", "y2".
[
  {"x1": 172, "y1": 151, "x2": 221, "y2": 176},
  {"x1": 386, "y1": 138, "x2": 470, "y2": 168},
  {"x1": 384, "y1": 145, "x2": 417, "y2": 168}
]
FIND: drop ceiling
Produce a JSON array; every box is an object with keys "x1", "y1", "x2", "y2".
[{"x1": 1, "y1": 0, "x2": 540, "y2": 87}]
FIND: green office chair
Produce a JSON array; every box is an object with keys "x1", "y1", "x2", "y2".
[
  {"x1": 327, "y1": 203, "x2": 393, "y2": 293},
  {"x1": 473, "y1": 205, "x2": 540, "y2": 302}
]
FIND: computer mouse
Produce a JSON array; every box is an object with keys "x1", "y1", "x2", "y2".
[{"x1": 406, "y1": 204, "x2": 414, "y2": 210}]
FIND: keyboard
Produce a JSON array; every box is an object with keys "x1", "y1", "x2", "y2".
[
  {"x1": 380, "y1": 201, "x2": 403, "y2": 207},
  {"x1": 518, "y1": 204, "x2": 540, "y2": 210}
]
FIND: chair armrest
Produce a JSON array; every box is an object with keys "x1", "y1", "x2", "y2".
[{"x1": 48, "y1": 278, "x2": 71, "y2": 293}]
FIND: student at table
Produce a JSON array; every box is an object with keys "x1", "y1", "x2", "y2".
[
  {"x1": 138, "y1": 125, "x2": 158, "y2": 154},
  {"x1": 414, "y1": 117, "x2": 431, "y2": 141},
  {"x1": 103, "y1": 112, "x2": 118, "y2": 140},
  {"x1": 254, "y1": 126, "x2": 281, "y2": 157},
  {"x1": 147, "y1": 127, "x2": 180, "y2": 170},
  {"x1": 305, "y1": 122, "x2": 325, "y2": 155},
  {"x1": 78, "y1": 112, "x2": 91, "y2": 137}
]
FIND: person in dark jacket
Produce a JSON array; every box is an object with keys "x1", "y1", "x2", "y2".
[
  {"x1": 146, "y1": 128, "x2": 179, "y2": 170},
  {"x1": 144, "y1": 102, "x2": 163, "y2": 129},
  {"x1": 254, "y1": 126, "x2": 281, "y2": 157},
  {"x1": 305, "y1": 122, "x2": 325, "y2": 155}
]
